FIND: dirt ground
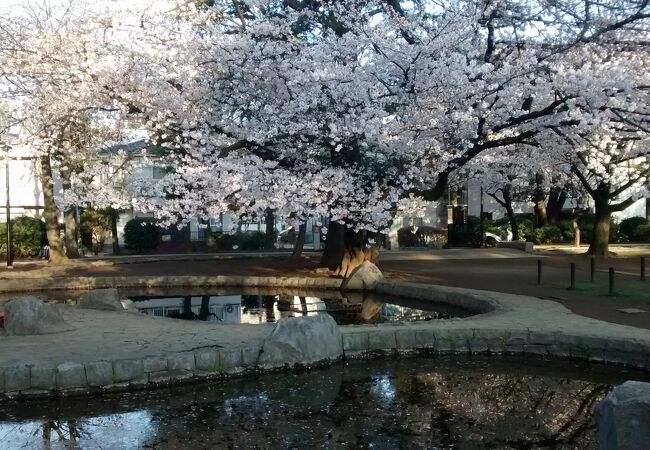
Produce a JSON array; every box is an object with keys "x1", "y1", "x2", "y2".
[{"x1": 1, "y1": 249, "x2": 648, "y2": 330}]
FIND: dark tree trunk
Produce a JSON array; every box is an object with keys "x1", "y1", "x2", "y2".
[
  {"x1": 503, "y1": 187, "x2": 520, "y2": 241},
  {"x1": 533, "y1": 173, "x2": 548, "y2": 227},
  {"x1": 60, "y1": 168, "x2": 79, "y2": 258},
  {"x1": 646, "y1": 197, "x2": 650, "y2": 223},
  {"x1": 110, "y1": 212, "x2": 120, "y2": 255},
  {"x1": 546, "y1": 186, "x2": 567, "y2": 225},
  {"x1": 292, "y1": 222, "x2": 307, "y2": 258},
  {"x1": 264, "y1": 209, "x2": 275, "y2": 250},
  {"x1": 63, "y1": 208, "x2": 79, "y2": 258},
  {"x1": 299, "y1": 296, "x2": 308, "y2": 316},
  {"x1": 320, "y1": 221, "x2": 345, "y2": 270},
  {"x1": 587, "y1": 198, "x2": 611, "y2": 256},
  {"x1": 319, "y1": 222, "x2": 379, "y2": 276},
  {"x1": 40, "y1": 154, "x2": 67, "y2": 264}
]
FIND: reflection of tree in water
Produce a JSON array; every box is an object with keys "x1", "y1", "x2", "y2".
[
  {"x1": 41, "y1": 420, "x2": 79, "y2": 443},
  {"x1": 139, "y1": 368, "x2": 607, "y2": 448}
]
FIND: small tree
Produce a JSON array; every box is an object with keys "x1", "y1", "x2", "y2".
[{"x1": 124, "y1": 218, "x2": 159, "y2": 253}]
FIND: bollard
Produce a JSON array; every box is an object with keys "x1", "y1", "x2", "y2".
[
  {"x1": 537, "y1": 259, "x2": 542, "y2": 285},
  {"x1": 590, "y1": 257, "x2": 595, "y2": 282},
  {"x1": 641, "y1": 256, "x2": 646, "y2": 281},
  {"x1": 609, "y1": 268, "x2": 615, "y2": 296},
  {"x1": 570, "y1": 262, "x2": 576, "y2": 290}
]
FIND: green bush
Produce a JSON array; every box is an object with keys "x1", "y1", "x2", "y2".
[
  {"x1": 631, "y1": 224, "x2": 650, "y2": 242},
  {"x1": 79, "y1": 208, "x2": 111, "y2": 252},
  {"x1": 620, "y1": 217, "x2": 648, "y2": 242},
  {"x1": 532, "y1": 225, "x2": 563, "y2": 244},
  {"x1": 124, "y1": 218, "x2": 159, "y2": 252},
  {"x1": 0, "y1": 216, "x2": 47, "y2": 260},
  {"x1": 398, "y1": 226, "x2": 446, "y2": 247},
  {"x1": 237, "y1": 231, "x2": 265, "y2": 250},
  {"x1": 557, "y1": 220, "x2": 575, "y2": 241}
]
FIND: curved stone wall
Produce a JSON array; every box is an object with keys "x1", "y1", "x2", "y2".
[{"x1": 0, "y1": 275, "x2": 649, "y2": 400}]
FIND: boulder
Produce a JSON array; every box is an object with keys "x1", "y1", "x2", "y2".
[
  {"x1": 341, "y1": 261, "x2": 385, "y2": 292},
  {"x1": 120, "y1": 298, "x2": 139, "y2": 313},
  {"x1": 258, "y1": 314, "x2": 342, "y2": 368},
  {"x1": 596, "y1": 380, "x2": 650, "y2": 450},
  {"x1": 3, "y1": 297, "x2": 74, "y2": 336},
  {"x1": 78, "y1": 288, "x2": 124, "y2": 311}
]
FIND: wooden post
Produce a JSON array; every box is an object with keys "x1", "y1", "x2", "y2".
[
  {"x1": 537, "y1": 259, "x2": 542, "y2": 285},
  {"x1": 590, "y1": 257, "x2": 595, "y2": 282}
]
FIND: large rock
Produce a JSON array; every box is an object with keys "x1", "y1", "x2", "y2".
[
  {"x1": 258, "y1": 314, "x2": 342, "y2": 368},
  {"x1": 78, "y1": 288, "x2": 124, "y2": 311},
  {"x1": 3, "y1": 297, "x2": 74, "y2": 336},
  {"x1": 341, "y1": 261, "x2": 385, "y2": 292},
  {"x1": 596, "y1": 380, "x2": 650, "y2": 450}
]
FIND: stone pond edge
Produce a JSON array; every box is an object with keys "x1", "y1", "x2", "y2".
[{"x1": 1, "y1": 275, "x2": 649, "y2": 400}]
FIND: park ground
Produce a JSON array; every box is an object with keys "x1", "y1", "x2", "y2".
[{"x1": 0, "y1": 245, "x2": 649, "y2": 330}]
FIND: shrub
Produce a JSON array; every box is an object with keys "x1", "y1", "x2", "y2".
[
  {"x1": 620, "y1": 217, "x2": 648, "y2": 242},
  {"x1": 557, "y1": 220, "x2": 575, "y2": 241},
  {"x1": 532, "y1": 225, "x2": 563, "y2": 244},
  {"x1": 0, "y1": 216, "x2": 47, "y2": 260},
  {"x1": 238, "y1": 231, "x2": 266, "y2": 250},
  {"x1": 124, "y1": 218, "x2": 159, "y2": 252},
  {"x1": 398, "y1": 226, "x2": 446, "y2": 248},
  {"x1": 631, "y1": 224, "x2": 650, "y2": 242},
  {"x1": 79, "y1": 208, "x2": 111, "y2": 252}
]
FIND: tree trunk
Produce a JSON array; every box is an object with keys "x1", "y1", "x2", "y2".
[
  {"x1": 63, "y1": 209, "x2": 79, "y2": 258},
  {"x1": 546, "y1": 186, "x2": 567, "y2": 225},
  {"x1": 292, "y1": 222, "x2": 307, "y2": 258},
  {"x1": 587, "y1": 202, "x2": 611, "y2": 256},
  {"x1": 533, "y1": 173, "x2": 548, "y2": 227},
  {"x1": 264, "y1": 209, "x2": 275, "y2": 250},
  {"x1": 39, "y1": 154, "x2": 67, "y2": 264},
  {"x1": 110, "y1": 211, "x2": 120, "y2": 255},
  {"x1": 319, "y1": 222, "x2": 380, "y2": 276},
  {"x1": 646, "y1": 197, "x2": 650, "y2": 223},
  {"x1": 198, "y1": 295, "x2": 210, "y2": 320},
  {"x1": 502, "y1": 185, "x2": 519, "y2": 241},
  {"x1": 320, "y1": 221, "x2": 345, "y2": 269},
  {"x1": 60, "y1": 168, "x2": 79, "y2": 258}
]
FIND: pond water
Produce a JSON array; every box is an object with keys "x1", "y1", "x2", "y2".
[
  {"x1": 0, "y1": 357, "x2": 648, "y2": 449},
  {"x1": 0, "y1": 288, "x2": 477, "y2": 326},
  {"x1": 123, "y1": 290, "x2": 475, "y2": 325}
]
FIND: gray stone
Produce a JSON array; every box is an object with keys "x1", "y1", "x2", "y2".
[
  {"x1": 3, "y1": 297, "x2": 74, "y2": 336},
  {"x1": 194, "y1": 349, "x2": 219, "y2": 371},
  {"x1": 85, "y1": 361, "x2": 113, "y2": 387},
  {"x1": 113, "y1": 359, "x2": 144, "y2": 382},
  {"x1": 168, "y1": 353, "x2": 195, "y2": 372},
  {"x1": 341, "y1": 261, "x2": 385, "y2": 292},
  {"x1": 5, "y1": 365, "x2": 30, "y2": 391},
  {"x1": 78, "y1": 288, "x2": 124, "y2": 311},
  {"x1": 597, "y1": 381, "x2": 650, "y2": 450},
  {"x1": 30, "y1": 365, "x2": 56, "y2": 390},
  {"x1": 258, "y1": 314, "x2": 342, "y2": 368},
  {"x1": 220, "y1": 349, "x2": 242, "y2": 370},
  {"x1": 242, "y1": 347, "x2": 260, "y2": 368},
  {"x1": 143, "y1": 357, "x2": 167, "y2": 373},
  {"x1": 56, "y1": 362, "x2": 87, "y2": 389}
]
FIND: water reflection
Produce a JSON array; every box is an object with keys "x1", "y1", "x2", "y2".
[
  {"x1": 127, "y1": 291, "x2": 471, "y2": 325},
  {"x1": 1, "y1": 357, "x2": 649, "y2": 449}
]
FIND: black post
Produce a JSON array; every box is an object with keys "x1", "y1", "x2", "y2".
[
  {"x1": 5, "y1": 156, "x2": 12, "y2": 268},
  {"x1": 590, "y1": 257, "x2": 595, "y2": 282},
  {"x1": 481, "y1": 186, "x2": 485, "y2": 247},
  {"x1": 570, "y1": 262, "x2": 576, "y2": 290},
  {"x1": 609, "y1": 268, "x2": 615, "y2": 296},
  {"x1": 641, "y1": 256, "x2": 646, "y2": 281},
  {"x1": 537, "y1": 259, "x2": 542, "y2": 285}
]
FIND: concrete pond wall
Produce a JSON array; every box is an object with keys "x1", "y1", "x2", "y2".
[{"x1": 0, "y1": 274, "x2": 649, "y2": 401}]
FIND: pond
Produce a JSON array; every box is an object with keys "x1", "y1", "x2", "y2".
[
  {"x1": 0, "y1": 357, "x2": 647, "y2": 449},
  {"x1": 1, "y1": 288, "x2": 476, "y2": 325}
]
